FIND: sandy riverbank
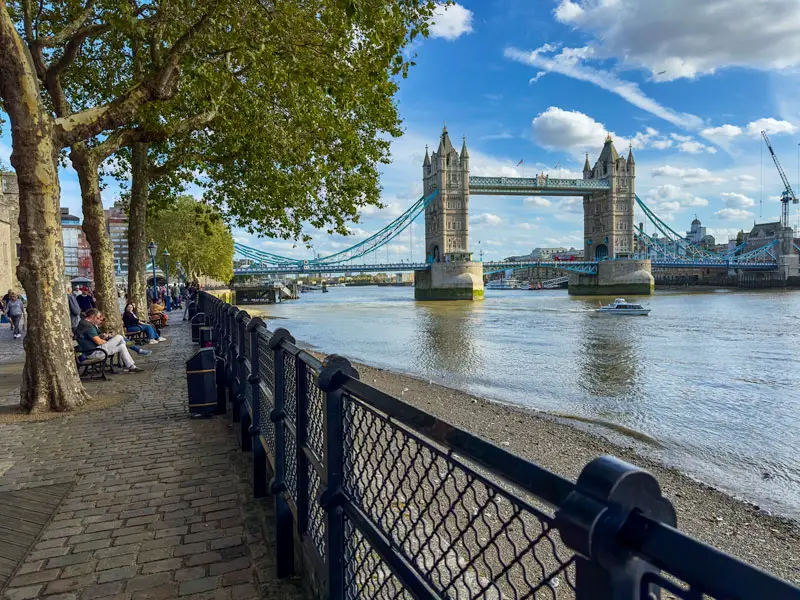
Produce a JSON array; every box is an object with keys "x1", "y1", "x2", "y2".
[{"x1": 322, "y1": 355, "x2": 799, "y2": 584}]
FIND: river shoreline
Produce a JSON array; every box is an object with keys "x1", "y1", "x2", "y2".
[{"x1": 308, "y1": 350, "x2": 799, "y2": 583}]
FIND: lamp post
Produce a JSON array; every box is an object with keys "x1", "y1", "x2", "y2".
[
  {"x1": 163, "y1": 249, "x2": 171, "y2": 311},
  {"x1": 148, "y1": 241, "x2": 157, "y2": 304}
]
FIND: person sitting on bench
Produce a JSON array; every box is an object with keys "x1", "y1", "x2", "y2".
[
  {"x1": 123, "y1": 303, "x2": 165, "y2": 343},
  {"x1": 76, "y1": 309, "x2": 144, "y2": 373}
]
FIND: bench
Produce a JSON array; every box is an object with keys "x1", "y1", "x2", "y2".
[{"x1": 74, "y1": 343, "x2": 114, "y2": 381}]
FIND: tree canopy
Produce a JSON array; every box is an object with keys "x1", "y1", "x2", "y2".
[{"x1": 147, "y1": 195, "x2": 233, "y2": 282}]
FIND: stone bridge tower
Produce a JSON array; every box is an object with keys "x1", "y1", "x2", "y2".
[
  {"x1": 423, "y1": 126, "x2": 471, "y2": 263},
  {"x1": 415, "y1": 126, "x2": 483, "y2": 301},
  {"x1": 582, "y1": 135, "x2": 636, "y2": 261},
  {"x1": 570, "y1": 135, "x2": 653, "y2": 295}
]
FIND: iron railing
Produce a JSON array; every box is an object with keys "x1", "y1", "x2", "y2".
[{"x1": 198, "y1": 291, "x2": 800, "y2": 600}]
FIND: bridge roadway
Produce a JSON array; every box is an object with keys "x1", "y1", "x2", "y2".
[{"x1": 233, "y1": 258, "x2": 778, "y2": 277}]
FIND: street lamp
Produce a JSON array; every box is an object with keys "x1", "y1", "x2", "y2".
[
  {"x1": 175, "y1": 261, "x2": 182, "y2": 283},
  {"x1": 162, "y1": 249, "x2": 171, "y2": 311},
  {"x1": 148, "y1": 241, "x2": 157, "y2": 303}
]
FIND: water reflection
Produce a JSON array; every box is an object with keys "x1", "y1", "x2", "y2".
[
  {"x1": 414, "y1": 302, "x2": 480, "y2": 377},
  {"x1": 578, "y1": 313, "x2": 639, "y2": 399}
]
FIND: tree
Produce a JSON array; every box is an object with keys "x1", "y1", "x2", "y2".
[
  {"x1": 737, "y1": 230, "x2": 745, "y2": 244},
  {"x1": 0, "y1": 0, "x2": 437, "y2": 412},
  {"x1": 147, "y1": 196, "x2": 233, "y2": 282}
]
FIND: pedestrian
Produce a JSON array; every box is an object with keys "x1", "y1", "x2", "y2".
[
  {"x1": 77, "y1": 287, "x2": 95, "y2": 312},
  {"x1": 6, "y1": 292, "x2": 24, "y2": 339},
  {"x1": 67, "y1": 283, "x2": 81, "y2": 331}
]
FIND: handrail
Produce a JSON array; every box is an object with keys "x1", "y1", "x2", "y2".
[{"x1": 197, "y1": 290, "x2": 800, "y2": 600}]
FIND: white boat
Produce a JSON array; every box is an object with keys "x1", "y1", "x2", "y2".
[
  {"x1": 595, "y1": 298, "x2": 651, "y2": 316},
  {"x1": 485, "y1": 278, "x2": 523, "y2": 290}
]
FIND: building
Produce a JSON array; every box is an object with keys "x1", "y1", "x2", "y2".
[
  {"x1": 105, "y1": 200, "x2": 129, "y2": 281},
  {"x1": 503, "y1": 247, "x2": 577, "y2": 262},
  {"x1": 582, "y1": 136, "x2": 636, "y2": 260},
  {"x1": 61, "y1": 208, "x2": 82, "y2": 278},
  {"x1": 0, "y1": 172, "x2": 20, "y2": 292},
  {"x1": 743, "y1": 221, "x2": 782, "y2": 252},
  {"x1": 685, "y1": 217, "x2": 715, "y2": 248}
]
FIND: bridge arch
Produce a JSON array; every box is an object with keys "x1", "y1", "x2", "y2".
[{"x1": 594, "y1": 244, "x2": 608, "y2": 260}]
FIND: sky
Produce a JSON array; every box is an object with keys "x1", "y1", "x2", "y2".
[{"x1": 4, "y1": 0, "x2": 800, "y2": 263}]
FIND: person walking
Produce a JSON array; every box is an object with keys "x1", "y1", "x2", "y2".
[{"x1": 6, "y1": 292, "x2": 24, "y2": 339}]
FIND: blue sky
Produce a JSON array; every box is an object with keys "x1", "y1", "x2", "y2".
[{"x1": 4, "y1": 0, "x2": 800, "y2": 262}]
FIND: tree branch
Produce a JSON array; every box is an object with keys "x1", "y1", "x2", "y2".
[
  {"x1": 89, "y1": 109, "x2": 218, "y2": 164},
  {"x1": 36, "y1": 0, "x2": 97, "y2": 47},
  {"x1": 53, "y1": 5, "x2": 219, "y2": 148}
]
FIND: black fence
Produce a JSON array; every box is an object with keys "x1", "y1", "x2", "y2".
[{"x1": 197, "y1": 291, "x2": 800, "y2": 600}]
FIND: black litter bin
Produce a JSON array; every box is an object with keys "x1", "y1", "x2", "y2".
[
  {"x1": 187, "y1": 301, "x2": 198, "y2": 321},
  {"x1": 199, "y1": 326, "x2": 214, "y2": 348},
  {"x1": 185, "y1": 348, "x2": 217, "y2": 417},
  {"x1": 191, "y1": 312, "x2": 206, "y2": 343}
]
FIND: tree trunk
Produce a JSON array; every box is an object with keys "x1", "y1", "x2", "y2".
[
  {"x1": 128, "y1": 142, "x2": 150, "y2": 311},
  {"x1": 71, "y1": 146, "x2": 124, "y2": 334},
  {"x1": 0, "y1": 6, "x2": 90, "y2": 412}
]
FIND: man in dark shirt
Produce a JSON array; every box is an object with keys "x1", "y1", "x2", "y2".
[
  {"x1": 76, "y1": 288, "x2": 95, "y2": 313},
  {"x1": 76, "y1": 309, "x2": 143, "y2": 373}
]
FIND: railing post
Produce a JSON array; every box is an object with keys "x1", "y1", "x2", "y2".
[
  {"x1": 236, "y1": 311, "x2": 251, "y2": 452},
  {"x1": 268, "y1": 328, "x2": 296, "y2": 579},
  {"x1": 247, "y1": 318, "x2": 268, "y2": 497},
  {"x1": 226, "y1": 305, "x2": 239, "y2": 423},
  {"x1": 295, "y1": 357, "x2": 309, "y2": 536},
  {"x1": 317, "y1": 355, "x2": 359, "y2": 600},
  {"x1": 555, "y1": 456, "x2": 677, "y2": 600}
]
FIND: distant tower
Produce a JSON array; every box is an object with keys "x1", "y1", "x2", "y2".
[
  {"x1": 582, "y1": 136, "x2": 635, "y2": 260},
  {"x1": 422, "y1": 126, "x2": 471, "y2": 263}
]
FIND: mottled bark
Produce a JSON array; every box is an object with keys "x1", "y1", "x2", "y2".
[
  {"x1": 127, "y1": 142, "x2": 150, "y2": 311},
  {"x1": 0, "y1": 3, "x2": 89, "y2": 412},
  {"x1": 71, "y1": 146, "x2": 124, "y2": 333}
]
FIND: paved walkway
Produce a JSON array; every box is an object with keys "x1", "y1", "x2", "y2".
[{"x1": 0, "y1": 320, "x2": 307, "y2": 600}]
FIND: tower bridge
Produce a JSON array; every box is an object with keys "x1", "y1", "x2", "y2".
[{"x1": 233, "y1": 127, "x2": 799, "y2": 298}]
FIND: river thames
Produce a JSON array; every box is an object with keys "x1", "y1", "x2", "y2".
[{"x1": 254, "y1": 286, "x2": 800, "y2": 519}]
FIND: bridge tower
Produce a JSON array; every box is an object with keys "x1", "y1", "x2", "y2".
[
  {"x1": 570, "y1": 135, "x2": 653, "y2": 295},
  {"x1": 415, "y1": 126, "x2": 484, "y2": 300}
]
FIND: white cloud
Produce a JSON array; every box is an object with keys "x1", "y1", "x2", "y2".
[
  {"x1": 549, "y1": 0, "x2": 800, "y2": 82},
  {"x1": 470, "y1": 213, "x2": 502, "y2": 225},
  {"x1": 529, "y1": 72, "x2": 547, "y2": 84},
  {"x1": 554, "y1": 0, "x2": 584, "y2": 22},
  {"x1": 745, "y1": 117, "x2": 798, "y2": 137},
  {"x1": 505, "y1": 46, "x2": 703, "y2": 130},
  {"x1": 646, "y1": 184, "x2": 709, "y2": 213},
  {"x1": 651, "y1": 165, "x2": 725, "y2": 186},
  {"x1": 429, "y1": 3, "x2": 473, "y2": 40},
  {"x1": 524, "y1": 197, "x2": 553, "y2": 208},
  {"x1": 530, "y1": 107, "x2": 677, "y2": 154},
  {"x1": 721, "y1": 192, "x2": 756, "y2": 208},
  {"x1": 715, "y1": 208, "x2": 755, "y2": 220},
  {"x1": 702, "y1": 124, "x2": 743, "y2": 145},
  {"x1": 518, "y1": 222, "x2": 539, "y2": 230}
]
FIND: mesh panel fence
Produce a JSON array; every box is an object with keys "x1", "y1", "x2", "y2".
[{"x1": 341, "y1": 393, "x2": 576, "y2": 600}]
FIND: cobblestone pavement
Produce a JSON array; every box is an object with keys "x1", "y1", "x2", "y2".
[{"x1": 0, "y1": 320, "x2": 307, "y2": 600}]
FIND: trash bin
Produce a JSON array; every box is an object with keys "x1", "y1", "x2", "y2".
[
  {"x1": 185, "y1": 348, "x2": 217, "y2": 417},
  {"x1": 199, "y1": 326, "x2": 214, "y2": 348},
  {"x1": 187, "y1": 301, "x2": 198, "y2": 321},
  {"x1": 191, "y1": 312, "x2": 206, "y2": 343}
]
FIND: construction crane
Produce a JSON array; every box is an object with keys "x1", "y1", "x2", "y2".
[{"x1": 761, "y1": 130, "x2": 798, "y2": 228}]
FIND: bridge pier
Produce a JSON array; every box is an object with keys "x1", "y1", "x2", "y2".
[
  {"x1": 414, "y1": 262, "x2": 484, "y2": 300},
  {"x1": 568, "y1": 259, "x2": 654, "y2": 296}
]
